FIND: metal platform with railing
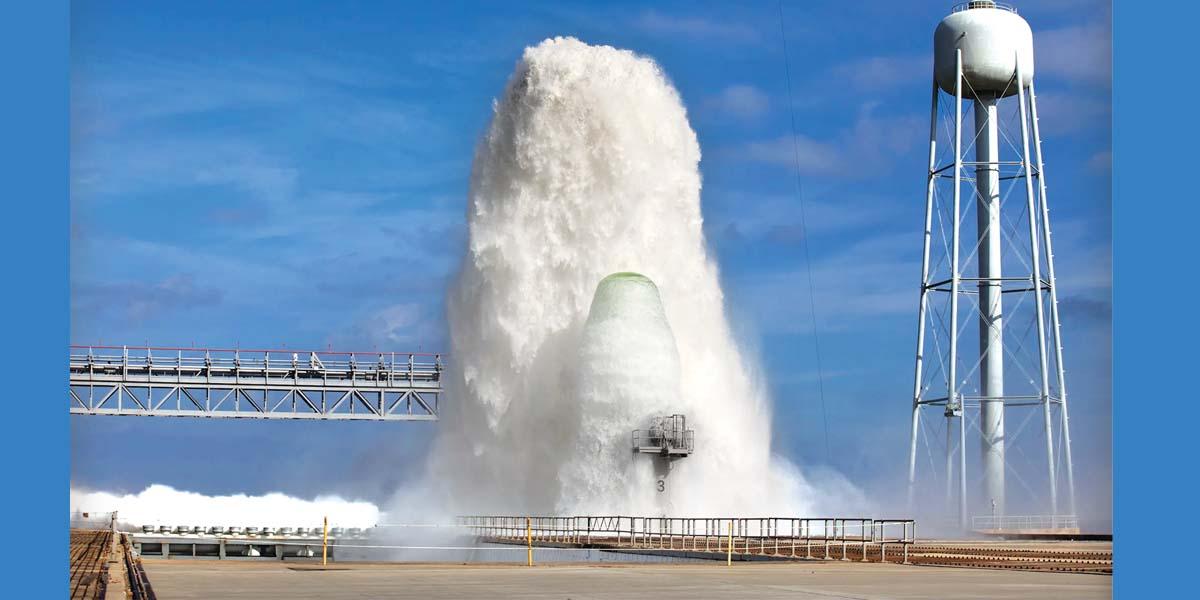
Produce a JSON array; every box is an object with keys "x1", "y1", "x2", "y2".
[
  {"x1": 632, "y1": 414, "x2": 694, "y2": 458},
  {"x1": 459, "y1": 515, "x2": 916, "y2": 563},
  {"x1": 972, "y1": 514, "x2": 1080, "y2": 531},
  {"x1": 969, "y1": 514, "x2": 1087, "y2": 540},
  {"x1": 69, "y1": 345, "x2": 442, "y2": 421}
]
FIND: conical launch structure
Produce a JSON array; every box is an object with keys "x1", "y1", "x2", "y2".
[{"x1": 906, "y1": 1, "x2": 1076, "y2": 531}]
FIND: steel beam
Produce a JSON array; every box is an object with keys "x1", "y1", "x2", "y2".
[{"x1": 69, "y1": 345, "x2": 441, "y2": 421}]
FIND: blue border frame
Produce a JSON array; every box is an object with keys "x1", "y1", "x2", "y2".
[
  {"x1": 1, "y1": 0, "x2": 1190, "y2": 595},
  {"x1": 1113, "y1": 1, "x2": 1196, "y2": 596},
  {"x1": 0, "y1": 1, "x2": 68, "y2": 594}
]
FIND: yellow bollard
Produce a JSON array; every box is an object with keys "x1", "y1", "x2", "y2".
[
  {"x1": 727, "y1": 520, "x2": 733, "y2": 566},
  {"x1": 322, "y1": 516, "x2": 328, "y2": 567},
  {"x1": 526, "y1": 517, "x2": 533, "y2": 567}
]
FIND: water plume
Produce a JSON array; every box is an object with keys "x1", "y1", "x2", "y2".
[
  {"x1": 404, "y1": 37, "x2": 865, "y2": 518},
  {"x1": 72, "y1": 37, "x2": 866, "y2": 529}
]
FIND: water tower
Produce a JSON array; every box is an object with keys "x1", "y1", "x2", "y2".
[{"x1": 905, "y1": 1, "x2": 1077, "y2": 531}]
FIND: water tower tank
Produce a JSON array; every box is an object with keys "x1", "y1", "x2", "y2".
[{"x1": 934, "y1": 1, "x2": 1033, "y2": 96}]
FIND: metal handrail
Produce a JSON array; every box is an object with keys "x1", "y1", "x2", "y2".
[
  {"x1": 457, "y1": 515, "x2": 915, "y2": 563},
  {"x1": 69, "y1": 347, "x2": 442, "y2": 377},
  {"x1": 951, "y1": 1, "x2": 1017, "y2": 13},
  {"x1": 971, "y1": 514, "x2": 1079, "y2": 530},
  {"x1": 631, "y1": 429, "x2": 695, "y2": 452},
  {"x1": 70, "y1": 343, "x2": 443, "y2": 358}
]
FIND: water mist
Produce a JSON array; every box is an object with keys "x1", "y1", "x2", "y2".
[
  {"x1": 402, "y1": 37, "x2": 864, "y2": 519},
  {"x1": 72, "y1": 37, "x2": 866, "y2": 532}
]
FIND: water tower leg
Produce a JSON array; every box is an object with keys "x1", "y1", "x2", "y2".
[
  {"x1": 946, "y1": 418, "x2": 954, "y2": 512},
  {"x1": 974, "y1": 95, "x2": 1005, "y2": 521},
  {"x1": 951, "y1": 50, "x2": 967, "y2": 531},
  {"x1": 1029, "y1": 79, "x2": 1077, "y2": 518},
  {"x1": 1016, "y1": 66, "x2": 1058, "y2": 520},
  {"x1": 908, "y1": 76, "x2": 941, "y2": 511}
]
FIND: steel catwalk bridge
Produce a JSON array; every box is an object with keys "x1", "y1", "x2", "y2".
[{"x1": 69, "y1": 345, "x2": 442, "y2": 421}]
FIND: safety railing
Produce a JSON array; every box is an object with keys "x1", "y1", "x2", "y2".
[
  {"x1": 631, "y1": 430, "x2": 695, "y2": 453},
  {"x1": 69, "y1": 345, "x2": 443, "y2": 420},
  {"x1": 951, "y1": 1, "x2": 1017, "y2": 13},
  {"x1": 458, "y1": 515, "x2": 915, "y2": 563},
  {"x1": 971, "y1": 514, "x2": 1079, "y2": 531},
  {"x1": 70, "y1": 345, "x2": 442, "y2": 385}
]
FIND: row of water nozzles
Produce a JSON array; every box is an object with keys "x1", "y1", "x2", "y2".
[{"x1": 140, "y1": 524, "x2": 370, "y2": 537}]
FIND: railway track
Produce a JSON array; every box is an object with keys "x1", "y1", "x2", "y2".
[
  {"x1": 763, "y1": 542, "x2": 1112, "y2": 574},
  {"x1": 859, "y1": 544, "x2": 1110, "y2": 575},
  {"x1": 482, "y1": 535, "x2": 1112, "y2": 575},
  {"x1": 70, "y1": 528, "x2": 159, "y2": 600},
  {"x1": 122, "y1": 532, "x2": 158, "y2": 600},
  {"x1": 69, "y1": 529, "x2": 112, "y2": 600}
]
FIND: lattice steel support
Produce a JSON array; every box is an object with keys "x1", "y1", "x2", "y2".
[
  {"x1": 905, "y1": 48, "x2": 1076, "y2": 530},
  {"x1": 69, "y1": 346, "x2": 442, "y2": 421}
]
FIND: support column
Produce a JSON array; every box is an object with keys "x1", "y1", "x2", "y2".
[
  {"x1": 945, "y1": 420, "x2": 954, "y2": 511},
  {"x1": 1029, "y1": 79, "x2": 1076, "y2": 517},
  {"x1": 974, "y1": 95, "x2": 1006, "y2": 520},
  {"x1": 1017, "y1": 64, "x2": 1058, "y2": 518},
  {"x1": 950, "y1": 49, "x2": 967, "y2": 530},
  {"x1": 908, "y1": 75, "x2": 941, "y2": 511}
]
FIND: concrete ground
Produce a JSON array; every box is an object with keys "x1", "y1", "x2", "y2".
[{"x1": 142, "y1": 560, "x2": 1111, "y2": 599}]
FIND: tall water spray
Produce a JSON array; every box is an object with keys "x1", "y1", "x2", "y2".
[{"x1": 408, "y1": 37, "x2": 860, "y2": 518}]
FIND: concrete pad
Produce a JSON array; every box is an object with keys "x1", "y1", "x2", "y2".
[{"x1": 142, "y1": 559, "x2": 1111, "y2": 599}]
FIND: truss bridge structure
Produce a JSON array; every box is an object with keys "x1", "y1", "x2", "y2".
[{"x1": 69, "y1": 345, "x2": 442, "y2": 421}]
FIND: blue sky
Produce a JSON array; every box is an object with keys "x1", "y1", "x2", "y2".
[{"x1": 70, "y1": 0, "x2": 1111, "y2": 521}]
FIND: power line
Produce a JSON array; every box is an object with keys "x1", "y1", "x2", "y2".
[{"x1": 777, "y1": 0, "x2": 831, "y2": 464}]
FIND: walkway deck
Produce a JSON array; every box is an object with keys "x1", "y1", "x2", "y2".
[{"x1": 141, "y1": 559, "x2": 1112, "y2": 600}]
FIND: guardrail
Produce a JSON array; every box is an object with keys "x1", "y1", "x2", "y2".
[
  {"x1": 70, "y1": 345, "x2": 442, "y2": 384},
  {"x1": 631, "y1": 429, "x2": 695, "y2": 454},
  {"x1": 971, "y1": 514, "x2": 1079, "y2": 531},
  {"x1": 951, "y1": 1, "x2": 1017, "y2": 13},
  {"x1": 458, "y1": 515, "x2": 916, "y2": 563}
]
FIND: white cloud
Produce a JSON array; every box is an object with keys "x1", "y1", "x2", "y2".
[
  {"x1": 1036, "y1": 22, "x2": 1112, "y2": 88},
  {"x1": 1087, "y1": 149, "x2": 1112, "y2": 171},
  {"x1": 329, "y1": 302, "x2": 447, "y2": 354},
  {"x1": 633, "y1": 10, "x2": 760, "y2": 43},
  {"x1": 706, "y1": 189, "x2": 904, "y2": 245},
  {"x1": 739, "y1": 135, "x2": 843, "y2": 174},
  {"x1": 1042, "y1": 218, "x2": 1112, "y2": 295},
  {"x1": 704, "y1": 84, "x2": 770, "y2": 120},
  {"x1": 729, "y1": 213, "x2": 1111, "y2": 335},
  {"x1": 71, "y1": 53, "x2": 444, "y2": 208},
  {"x1": 1029, "y1": 91, "x2": 1110, "y2": 137},
  {"x1": 1022, "y1": 0, "x2": 1108, "y2": 13},
  {"x1": 70, "y1": 51, "x2": 467, "y2": 343},
  {"x1": 730, "y1": 103, "x2": 923, "y2": 178},
  {"x1": 72, "y1": 134, "x2": 300, "y2": 209},
  {"x1": 733, "y1": 232, "x2": 917, "y2": 334},
  {"x1": 829, "y1": 55, "x2": 930, "y2": 91},
  {"x1": 73, "y1": 274, "x2": 223, "y2": 323},
  {"x1": 367, "y1": 303, "x2": 426, "y2": 345}
]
